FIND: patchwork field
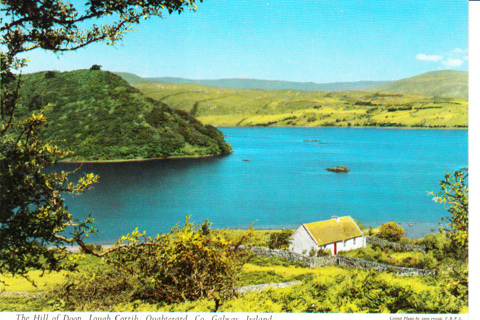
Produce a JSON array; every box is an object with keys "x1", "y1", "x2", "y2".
[{"x1": 134, "y1": 83, "x2": 468, "y2": 128}]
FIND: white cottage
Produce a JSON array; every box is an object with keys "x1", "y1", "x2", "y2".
[{"x1": 289, "y1": 216, "x2": 366, "y2": 255}]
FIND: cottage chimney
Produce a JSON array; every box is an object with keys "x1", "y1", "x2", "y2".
[{"x1": 332, "y1": 216, "x2": 340, "y2": 222}]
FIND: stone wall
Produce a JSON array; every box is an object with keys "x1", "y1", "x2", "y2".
[
  {"x1": 242, "y1": 246, "x2": 434, "y2": 276},
  {"x1": 365, "y1": 236, "x2": 427, "y2": 253},
  {"x1": 235, "y1": 281, "x2": 301, "y2": 294},
  {"x1": 335, "y1": 255, "x2": 435, "y2": 276},
  {"x1": 244, "y1": 245, "x2": 327, "y2": 267}
]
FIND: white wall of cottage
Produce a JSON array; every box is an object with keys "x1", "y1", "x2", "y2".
[{"x1": 289, "y1": 225, "x2": 366, "y2": 255}]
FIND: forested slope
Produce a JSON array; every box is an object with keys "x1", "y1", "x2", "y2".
[{"x1": 16, "y1": 70, "x2": 232, "y2": 161}]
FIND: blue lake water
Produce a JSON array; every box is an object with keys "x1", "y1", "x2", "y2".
[{"x1": 58, "y1": 127, "x2": 468, "y2": 244}]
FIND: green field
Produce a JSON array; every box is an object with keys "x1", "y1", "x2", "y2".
[{"x1": 133, "y1": 83, "x2": 467, "y2": 129}]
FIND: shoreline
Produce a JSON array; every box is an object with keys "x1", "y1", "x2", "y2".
[
  {"x1": 59, "y1": 151, "x2": 232, "y2": 164},
  {"x1": 216, "y1": 125, "x2": 468, "y2": 130},
  {"x1": 58, "y1": 125, "x2": 465, "y2": 164},
  {"x1": 60, "y1": 221, "x2": 439, "y2": 252}
]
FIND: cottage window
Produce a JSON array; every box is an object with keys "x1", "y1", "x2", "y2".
[{"x1": 353, "y1": 238, "x2": 356, "y2": 245}]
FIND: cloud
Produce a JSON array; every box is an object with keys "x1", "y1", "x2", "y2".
[
  {"x1": 416, "y1": 54, "x2": 443, "y2": 62},
  {"x1": 416, "y1": 49, "x2": 467, "y2": 68},
  {"x1": 442, "y1": 58, "x2": 464, "y2": 68},
  {"x1": 453, "y1": 48, "x2": 468, "y2": 54}
]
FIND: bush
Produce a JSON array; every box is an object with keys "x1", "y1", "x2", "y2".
[
  {"x1": 267, "y1": 229, "x2": 293, "y2": 250},
  {"x1": 418, "y1": 252, "x2": 438, "y2": 270},
  {"x1": 377, "y1": 221, "x2": 405, "y2": 242},
  {"x1": 353, "y1": 219, "x2": 365, "y2": 230},
  {"x1": 399, "y1": 237, "x2": 412, "y2": 245},
  {"x1": 367, "y1": 225, "x2": 374, "y2": 236},
  {"x1": 219, "y1": 270, "x2": 463, "y2": 313},
  {"x1": 415, "y1": 232, "x2": 452, "y2": 261},
  {"x1": 316, "y1": 248, "x2": 331, "y2": 257},
  {"x1": 53, "y1": 268, "x2": 136, "y2": 311},
  {"x1": 45, "y1": 71, "x2": 56, "y2": 79},
  {"x1": 55, "y1": 218, "x2": 251, "y2": 311},
  {"x1": 108, "y1": 218, "x2": 250, "y2": 308}
]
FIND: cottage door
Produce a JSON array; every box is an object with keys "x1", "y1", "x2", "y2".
[{"x1": 334, "y1": 243, "x2": 337, "y2": 255}]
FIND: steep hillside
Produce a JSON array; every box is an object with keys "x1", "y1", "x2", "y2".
[
  {"x1": 362, "y1": 70, "x2": 468, "y2": 99},
  {"x1": 133, "y1": 82, "x2": 468, "y2": 129},
  {"x1": 16, "y1": 70, "x2": 232, "y2": 161},
  {"x1": 115, "y1": 72, "x2": 390, "y2": 91}
]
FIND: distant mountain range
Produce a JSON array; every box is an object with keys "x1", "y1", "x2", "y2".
[
  {"x1": 114, "y1": 72, "x2": 391, "y2": 92},
  {"x1": 116, "y1": 70, "x2": 468, "y2": 100},
  {"x1": 16, "y1": 69, "x2": 467, "y2": 144},
  {"x1": 362, "y1": 70, "x2": 468, "y2": 100}
]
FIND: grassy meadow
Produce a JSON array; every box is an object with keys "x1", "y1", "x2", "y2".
[{"x1": 134, "y1": 83, "x2": 467, "y2": 129}]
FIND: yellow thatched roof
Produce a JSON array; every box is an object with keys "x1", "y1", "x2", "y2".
[{"x1": 303, "y1": 216, "x2": 363, "y2": 246}]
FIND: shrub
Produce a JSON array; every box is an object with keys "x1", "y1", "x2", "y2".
[
  {"x1": 353, "y1": 219, "x2": 365, "y2": 230},
  {"x1": 316, "y1": 248, "x2": 331, "y2": 257},
  {"x1": 370, "y1": 242, "x2": 385, "y2": 251},
  {"x1": 399, "y1": 237, "x2": 412, "y2": 245},
  {"x1": 218, "y1": 270, "x2": 463, "y2": 313},
  {"x1": 267, "y1": 229, "x2": 293, "y2": 250},
  {"x1": 56, "y1": 218, "x2": 252, "y2": 311},
  {"x1": 45, "y1": 71, "x2": 56, "y2": 79},
  {"x1": 368, "y1": 225, "x2": 374, "y2": 235},
  {"x1": 418, "y1": 252, "x2": 438, "y2": 270},
  {"x1": 377, "y1": 221, "x2": 405, "y2": 242},
  {"x1": 415, "y1": 232, "x2": 451, "y2": 261},
  {"x1": 53, "y1": 268, "x2": 136, "y2": 311}
]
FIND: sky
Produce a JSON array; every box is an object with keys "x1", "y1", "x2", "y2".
[{"x1": 18, "y1": 0, "x2": 469, "y2": 83}]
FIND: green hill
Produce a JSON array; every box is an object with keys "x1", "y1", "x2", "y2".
[
  {"x1": 362, "y1": 70, "x2": 468, "y2": 99},
  {"x1": 114, "y1": 72, "x2": 161, "y2": 85},
  {"x1": 115, "y1": 72, "x2": 390, "y2": 91},
  {"x1": 132, "y1": 81, "x2": 467, "y2": 129},
  {"x1": 16, "y1": 70, "x2": 232, "y2": 161}
]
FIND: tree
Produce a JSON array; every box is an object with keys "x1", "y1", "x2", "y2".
[
  {"x1": 377, "y1": 221, "x2": 405, "y2": 242},
  {"x1": 353, "y1": 218, "x2": 365, "y2": 230},
  {"x1": 1, "y1": 0, "x2": 202, "y2": 122},
  {"x1": 108, "y1": 218, "x2": 250, "y2": 310},
  {"x1": 54, "y1": 218, "x2": 252, "y2": 311},
  {"x1": 90, "y1": 64, "x2": 102, "y2": 70},
  {"x1": 430, "y1": 170, "x2": 468, "y2": 252},
  {"x1": 0, "y1": 109, "x2": 99, "y2": 279},
  {"x1": 1, "y1": 0, "x2": 201, "y2": 278}
]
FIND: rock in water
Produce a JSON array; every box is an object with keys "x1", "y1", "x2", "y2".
[{"x1": 325, "y1": 166, "x2": 350, "y2": 173}]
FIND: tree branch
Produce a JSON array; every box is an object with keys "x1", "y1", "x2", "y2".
[{"x1": 53, "y1": 234, "x2": 163, "y2": 257}]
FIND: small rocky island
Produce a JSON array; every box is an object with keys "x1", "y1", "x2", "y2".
[{"x1": 325, "y1": 166, "x2": 350, "y2": 173}]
